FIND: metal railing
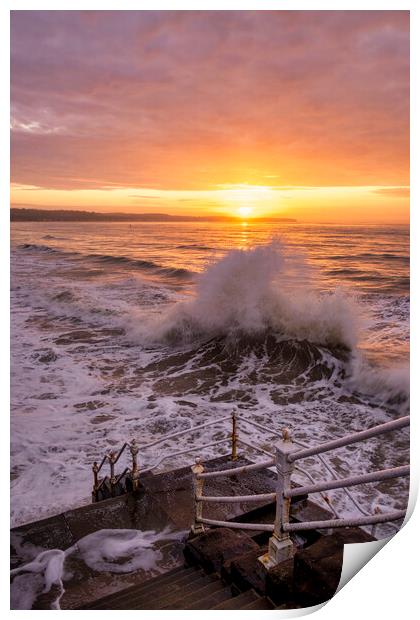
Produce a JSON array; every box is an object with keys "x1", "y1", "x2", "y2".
[
  {"x1": 190, "y1": 415, "x2": 410, "y2": 570},
  {"x1": 91, "y1": 414, "x2": 234, "y2": 501},
  {"x1": 91, "y1": 410, "x2": 409, "y2": 569}
]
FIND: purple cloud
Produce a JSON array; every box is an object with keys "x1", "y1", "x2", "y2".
[{"x1": 11, "y1": 10, "x2": 409, "y2": 190}]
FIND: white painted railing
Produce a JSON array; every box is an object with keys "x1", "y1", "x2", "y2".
[
  {"x1": 91, "y1": 409, "x2": 409, "y2": 569},
  {"x1": 91, "y1": 414, "x2": 233, "y2": 500},
  {"x1": 190, "y1": 415, "x2": 410, "y2": 570}
]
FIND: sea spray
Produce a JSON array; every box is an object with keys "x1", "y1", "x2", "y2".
[
  {"x1": 135, "y1": 242, "x2": 364, "y2": 349},
  {"x1": 347, "y1": 357, "x2": 409, "y2": 413},
  {"x1": 10, "y1": 527, "x2": 186, "y2": 610},
  {"x1": 11, "y1": 223, "x2": 409, "y2": 533}
]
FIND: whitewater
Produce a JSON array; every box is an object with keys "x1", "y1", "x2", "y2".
[{"x1": 11, "y1": 221, "x2": 409, "y2": 535}]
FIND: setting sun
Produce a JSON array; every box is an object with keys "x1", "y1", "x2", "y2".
[{"x1": 238, "y1": 206, "x2": 253, "y2": 218}]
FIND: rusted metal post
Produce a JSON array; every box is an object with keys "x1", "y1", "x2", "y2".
[
  {"x1": 231, "y1": 410, "x2": 238, "y2": 461},
  {"x1": 372, "y1": 506, "x2": 382, "y2": 538},
  {"x1": 130, "y1": 439, "x2": 140, "y2": 491},
  {"x1": 92, "y1": 461, "x2": 99, "y2": 502},
  {"x1": 259, "y1": 428, "x2": 296, "y2": 570},
  {"x1": 191, "y1": 457, "x2": 206, "y2": 535},
  {"x1": 108, "y1": 451, "x2": 117, "y2": 497}
]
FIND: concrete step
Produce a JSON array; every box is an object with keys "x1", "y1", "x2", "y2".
[
  {"x1": 83, "y1": 565, "x2": 199, "y2": 609},
  {"x1": 242, "y1": 597, "x2": 274, "y2": 610},
  {"x1": 185, "y1": 586, "x2": 234, "y2": 609},
  {"x1": 161, "y1": 579, "x2": 226, "y2": 609},
  {"x1": 212, "y1": 589, "x2": 259, "y2": 609},
  {"x1": 139, "y1": 574, "x2": 223, "y2": 609},
  {"x1": 110, "y1": 571, "x2": 212, "y2": 610}
]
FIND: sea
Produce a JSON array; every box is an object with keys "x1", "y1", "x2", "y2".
[{"x1": 10, "y1": 220, "x2": 410, "y2": 533}]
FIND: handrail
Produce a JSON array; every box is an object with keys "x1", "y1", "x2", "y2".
[
  {"x1": 238, "y1": 428, "x2": 365, "y2": 521},
  {"x1": 90, "y1": 407, "x2": 408, "y2": 560},
  {"x1": 91, "y1": 413, "x2": 233, "y2": 500},
  {"x1": 236, "y1": 415, "x2": 284, "y2": 438},
  {"x1": 284, "y1": 509, "x2": 406, "y2": 532},
  {"x1": 141, "y1": 416, "x2": 231, "y2": 450},
  {"x1": 96, "y1": 454, "x2": 109, "y2": 475},
  {"x1": 142, "y1": 438, "x2": 230, "y2": 474},
  {"x1": 237, "y1": 414, "x2": 406, "y2": 528},
  {"x1": 285, "y1": 465, "x2": 410, "y2": 498},
  {"x1": 289, "y1": 416, "x2": 410, "y2": 462},
  {"x1": 93, "y1": 416, "x2": 231, "y2": 475},
  {"x1": 190, "y1": 414, "x2": 409, "y2": 569},
  {"x1": 237, "y1": 438, "x2": 274, "y2": 458},
  {"x1": 238, "y1": 437, "x2": 340, "y2": 518},
  {"x1": 196, "y1": 492, "x2": 276, "y2": 504},
  {"x1": 197, "y1": 458, "x2": 275, "y2": 479},
  {"x1": 115, "y1": 467, "x2": 131, "y2": 485},
  {"x1": 197, "y1": 517, "x2": 275, "y2": 532}
]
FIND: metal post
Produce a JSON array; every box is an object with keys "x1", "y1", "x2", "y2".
[
  {"x1": 191, "y1": 457, "x2": 206, "y2": 535},
  {"x1": 371, "y1": 506, "x2": 381, "y2": 538},
  {"x1": 109, "y1": 451, "x2": 116, "y2": 497},
  {"x1": 129, "y1": 439, "x2": 140, "y2": 491},
  {"x1": 231, "y1": 410, "x2": 238, "y2": 461},
  {"x1": 92, "y1": 461, "x2": 99, "y2": 502},
  {"x1": 259, "y1": 428, "x2": 296, "y2": 570}
]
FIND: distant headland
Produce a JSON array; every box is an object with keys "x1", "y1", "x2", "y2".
[{"x1": 10, "y1": 208, "x2": 297, "y2": 223}]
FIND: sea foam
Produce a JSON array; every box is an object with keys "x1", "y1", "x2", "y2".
[
  {"x1": 139, "y1": 242, "x2": 363, "y2": 349},
  {"x1": 11, "y1": 527, "x2": 184, "y2": 609}
]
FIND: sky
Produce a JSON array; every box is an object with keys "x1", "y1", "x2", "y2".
[{"x1": 10, "y1": 10, "x2": 409, "y2": 223}]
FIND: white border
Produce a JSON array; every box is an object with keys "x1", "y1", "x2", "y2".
[{"x1": 2, "y1": 3, "x2": 417, "y2": 619}]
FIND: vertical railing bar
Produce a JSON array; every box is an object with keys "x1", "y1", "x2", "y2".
[
  {"x1": 231, "y1": 409, "x2": 238, "y2": 461},
  {"x1": 130, "y1": 439, "x2": 140, "y2": 491},
  {"x1": 259, "y1": 428, "x2": 296, "y2": 570},
  {"x1": 92, "y1": 461, "x2": 99, "y2": 502},
  {"x1": 191, "y1": 457, "x2": 206, "y2": 535}
]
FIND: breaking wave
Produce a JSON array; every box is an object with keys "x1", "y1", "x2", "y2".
[{"x1": 139, "y1": 243, "x2": 363, "y2": 349}]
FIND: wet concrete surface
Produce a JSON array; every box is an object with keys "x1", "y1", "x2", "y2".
[
  {"x1": 10, "y1": 454, "x2": 339, "y2": 609},
  {"x1": 10, "y1": 455, "x2": 280, "y2": 608}
]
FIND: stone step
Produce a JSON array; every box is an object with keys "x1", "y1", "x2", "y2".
[
  {"x1": 160, "y1": 579, "x2": 226, "y2": 610},
  {"x1": 212, "y1": 589, "x2": 259, "y2": 609},
  {"x1": 114, "y1": 572, "x2": 213, "y2": 610},
  {"x1": 242, "y1": 597, "x2": 274, "y2": 610},
  {"x1": 140, "y1": 574, "x2": 222, "y2": 609},
  {"x1": 82, "y1": 566, "x2": 199, "y2": 609},
  {"x1": 185, "y1": 586, "x2": 234, "y2": 609}
]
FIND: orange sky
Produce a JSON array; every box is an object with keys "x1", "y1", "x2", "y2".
[{"x1": 10, "y1": 11, "x2": 410, "y2": 223}]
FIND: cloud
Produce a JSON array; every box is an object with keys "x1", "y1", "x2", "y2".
[
  {"x1": 11, "y1": 11, "x2": 409, "y2": 191},
  {"x1": 372, "y1": 187, "x2": 410, "y2": 198}
]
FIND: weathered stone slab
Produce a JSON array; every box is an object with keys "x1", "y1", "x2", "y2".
[
  {"x1": 293, "y1": 528, "x2": 375, "y2": 606},
  {"x1": 224, "y1": 546, "x2": 268, "y2": 595},
  {"x1": 184, "y1": 528, "x2": 259, "y2": 575},
  {"x1": 265, "y1": 558, "x2": 295, "y2": 605}
]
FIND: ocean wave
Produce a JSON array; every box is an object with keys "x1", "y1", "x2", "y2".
[
  {"x1": 176, "y1": 244, "x2": 213, "y2": 251},
  {"x1": 18, "y1": 243, "x2": 194, "y2": 280},
  {"x1": 42, "y1": 235, "x2": 69, "y2": 241},
  {"x1": 136, "y1": 242, "x2": 363, "y2": 349},
  {"x1": 19, "y1": 243, "x2": 62, "y2": 254},
  {"x1": 88, "y1": 253, "x2": 193, "y2": 279},
  {"x1": 349, "y1": 359, "x2": 409, "y2": 411}
]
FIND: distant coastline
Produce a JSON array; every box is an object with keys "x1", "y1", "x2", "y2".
[{"x1": 10, "y1": 208, "x2": 297, "y2": 223}]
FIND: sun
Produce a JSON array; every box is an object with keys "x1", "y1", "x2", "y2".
[{"x1": 238, "y1": 206, "x2": 253, "y2": 218}]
